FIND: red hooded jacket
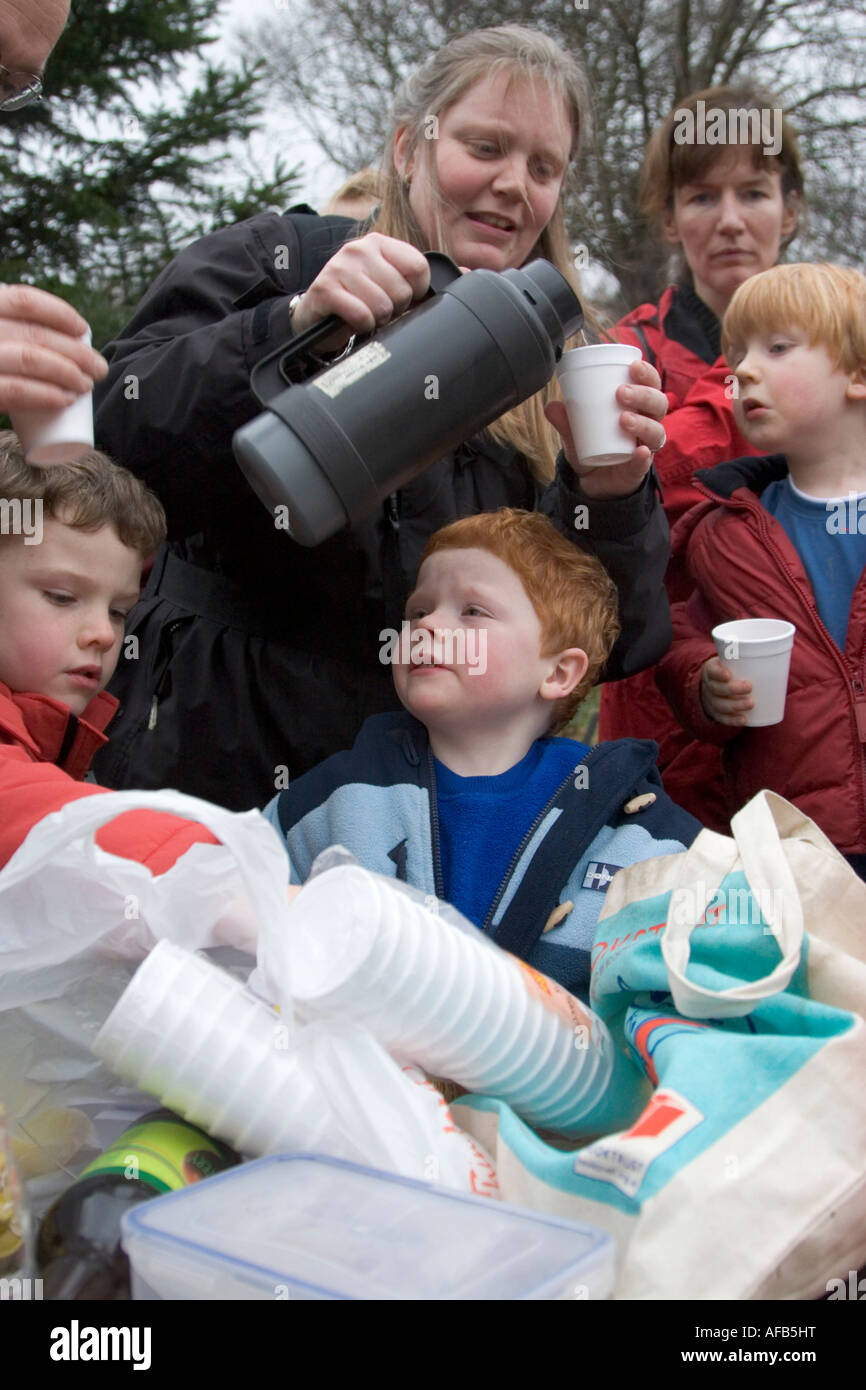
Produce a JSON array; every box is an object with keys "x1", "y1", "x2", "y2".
[
  {"x1": 600, "y1": 284, "x2": 761, "y2": 830},
  {"x1": 616, "y1": 284, "x2": 758, "y2": 528},
  {"x1": 656, "y1": 454, "x2": 866, "y2": 854},
  {"x1": 0, "y1": 681, "x2": 220, "y2": 871}
]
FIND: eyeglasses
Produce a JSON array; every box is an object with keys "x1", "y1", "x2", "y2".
[{"x1": 0, "y1": 65, "x2": 42, "y2": 112}]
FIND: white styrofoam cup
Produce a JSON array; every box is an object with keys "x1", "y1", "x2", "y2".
[
  {"x1": 556, "y1": 343, "x2": 642, "y2": 466},
  {"x1": 17, "y1": 327, "x2": 96, "y2": 464},
  {"x1": 712, "y1": 619, "x2": 796, "y2": 726}
]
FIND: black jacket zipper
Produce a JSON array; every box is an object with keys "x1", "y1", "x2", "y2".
[
  {"x1": 480, "y1": 761, "x2": 586, "y2": 934},
  {"x1": 425, "y1": 747, "x2": 445, "y2": 900}
]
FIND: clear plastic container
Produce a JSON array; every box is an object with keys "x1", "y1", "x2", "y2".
[{"x1": 122, "y1": 1153, "x2": 614, "y2": 1301}]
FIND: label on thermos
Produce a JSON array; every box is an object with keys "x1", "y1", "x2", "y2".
[{"x1": 312, "y1": 341, "x2": 391, "y2": 398}]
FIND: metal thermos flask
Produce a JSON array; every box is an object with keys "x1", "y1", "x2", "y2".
[{"x1": 233, "y1": 253, "x2": 583, "y2": 546}]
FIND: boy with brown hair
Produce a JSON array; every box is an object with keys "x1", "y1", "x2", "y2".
[
  {"x1": 0, "y1": 432, "x2": 223, "y2": 875},
  {"x1": 266, "y1": 509, "x2": 698, "y2": 998}
]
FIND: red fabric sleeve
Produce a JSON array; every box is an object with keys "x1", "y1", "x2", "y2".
[
  {"x1": 0, "y1": 749, "x2": 220, "y2": 872},
  {"x1": 655, "y1": 588, "x2": 743, "y2": 746},
  {"x1": 615, "y1": 320, "x2": 649, "y2": 354},
  {"x1": 96, "y1": 809, "x2": 221, "y2": 874},
  {"x1": 653, "y1": 359, "x2": 759, "y2": 528},
  {"x1": 616, "y1": 320, "x2": 680, "y2": 413}
]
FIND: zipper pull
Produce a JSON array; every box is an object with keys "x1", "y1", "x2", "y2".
[
  {"x1": 853, "y1": 677, "x2": 866, "y2": 741},
  {"x1": 386, "y1": 493, "x2": 400, "y2": 531},
  {"x1": 147, "y1": 695, "x2": 158, "y2": 731}
]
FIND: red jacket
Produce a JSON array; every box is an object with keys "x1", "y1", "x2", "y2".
[
  {"x1": 656, "y1": 455, "x2": 866, "y2": 854},
  {"x1": 600, "y1": 285, "x2": 759, "y2": 829},
  {"x1": 0, "y1": 681, "x2": 220, "y2": 871},
  {"x1": 617, "y1": 284, "x2": 759, "y2": 529}
]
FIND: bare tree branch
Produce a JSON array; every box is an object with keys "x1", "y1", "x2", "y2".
[{"x1": 241, "y1": 0, "x2": 866, "y2": 306}]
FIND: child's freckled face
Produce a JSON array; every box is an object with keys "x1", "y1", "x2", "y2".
[
  {"x1": 391, "y1": 547, "x2": 553, "y2": 730},
  {"x1": 732, "y1": 330, "x2": 855, "y2": 458},
  {"x1": 0, "y1": 517, "x2": 141, "y2": 716}
]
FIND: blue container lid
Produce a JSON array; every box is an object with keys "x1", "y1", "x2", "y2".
[{"x1": 122, "y1": 1152, "x2": 614, "y2": 1301}]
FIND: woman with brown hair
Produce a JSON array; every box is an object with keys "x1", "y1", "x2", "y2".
[
  {"x1": 93, "y1": 25, "x2": 670, "y2": 811},
  {"x1": 599, "y1": 85, "x2": 805, "y2": 826}
]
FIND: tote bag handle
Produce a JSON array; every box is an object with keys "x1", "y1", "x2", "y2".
[{"x1": 660, "y1": 790, "x2": 829, "y2": 1018}]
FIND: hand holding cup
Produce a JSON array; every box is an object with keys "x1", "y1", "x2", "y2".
[
  {"x1": 13, "y1": 326, "x2": 97, "y2": 465},
  {"x1": 701, "y1": 657, "x2": 755, "y2": 725},
  {"x1": 545, "y1": 354, "x2": 668, "y2": 498},
  {"x1": 708, "y1": 619, "x2": 796, "y2": 726},
  {"x1": 0, "y1": 286, "x2": 106, "y2": 415}
]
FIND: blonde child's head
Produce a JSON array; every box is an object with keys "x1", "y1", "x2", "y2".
[
  {"x1": 723, "y1": 263, "x2": 866, "y2": 373},
  {"x1": 323, "y1": 167, "x2": 386, "y2": 221}
]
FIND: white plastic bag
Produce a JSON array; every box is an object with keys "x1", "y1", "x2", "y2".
[
  {"x1": 0, "y1": 799, "x2": 496, "y2": 1205},
  {"x1": 0, "y1": 787, "x2": 293, "y2": 990},
  {"x1": 0, "y1": 788, "x2": 293, "y2": 1210},
  {"x1": 279, "y1": 1019, "x2": 498, "y2": 1193}
]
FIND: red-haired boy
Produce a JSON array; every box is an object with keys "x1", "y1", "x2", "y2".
[{"x1": 266, "y1": 509, "x2": 698, "y2": 998}]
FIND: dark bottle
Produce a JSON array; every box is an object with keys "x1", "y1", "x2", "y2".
[{"x1": 37, "y1": 1109, "x2": 238, "y2": 1299}]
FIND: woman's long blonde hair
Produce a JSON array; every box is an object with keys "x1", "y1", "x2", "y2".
[{"x1": 368, "y1": 26, "x2": 592, "y2": 482}]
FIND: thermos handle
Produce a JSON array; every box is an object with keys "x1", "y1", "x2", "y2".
[{"x1": 250, "y1": 252, "x2": 463, "y2": 405}]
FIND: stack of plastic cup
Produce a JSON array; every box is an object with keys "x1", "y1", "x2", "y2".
[
  {"x1": 92, "y1": 940, "x2": 355, "y2": 1160},
  {"x1": 288, "y1": 866, "x2": 641, "y2": 1136}
]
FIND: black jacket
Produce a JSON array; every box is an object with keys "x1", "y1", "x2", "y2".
[{"x1": 93, "y1": 210, "x2": 671, "y2": 809}]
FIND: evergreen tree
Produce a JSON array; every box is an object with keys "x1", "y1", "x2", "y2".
[{"x1": 0, "y1": 0, "x2": 301, "y2": 345}]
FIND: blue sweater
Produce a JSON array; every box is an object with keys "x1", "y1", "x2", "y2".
[
  {"x1": 264, "y1": 712, "x2": 700, "y2": 999},
  {"x1": 434, "y1": 739, "x2": 590, "y2": 928},
  {"x1": 762, "y1": 476, "x2": 866, "y2": 651}
]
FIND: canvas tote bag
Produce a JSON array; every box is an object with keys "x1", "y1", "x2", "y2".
[{"x1": 453, "y1": 791, "x2": 866, "y2": 1299}]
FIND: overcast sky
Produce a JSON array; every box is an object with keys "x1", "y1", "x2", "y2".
[
  {"x1": 215, "y1": 0, "x2": 344, "y2": 210},
  {"x1": 210, "y1": 1, "x2": 610, "y2": 290}
]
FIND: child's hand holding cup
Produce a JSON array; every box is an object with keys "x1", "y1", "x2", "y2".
[
  {"x1": 705, "y1": 619, "x2": 796, "y2": 726},
  {"x1": 13, "y1": 326, "x2": 96, "y2": 465}
]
